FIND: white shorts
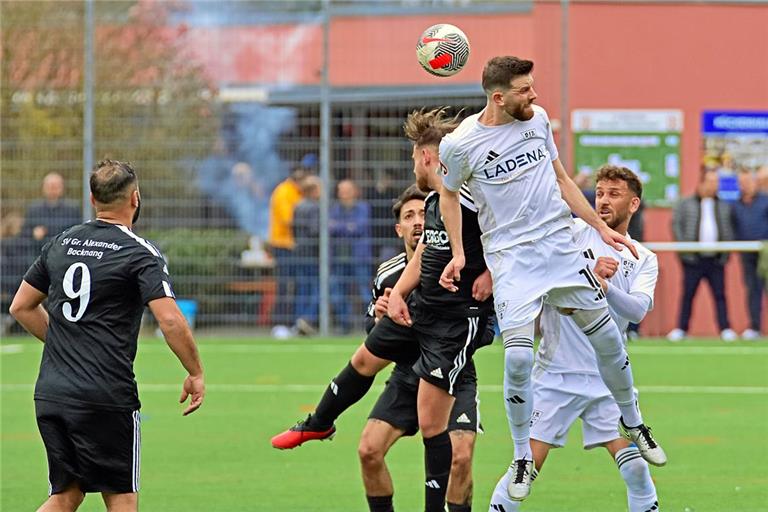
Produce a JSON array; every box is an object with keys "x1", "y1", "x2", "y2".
[
  {"x1": 529, "y1": 370, "x2": 622, "y2": 450},
  {"x1": 486, "y1": 226, "x2": 607, "y2": 332}
]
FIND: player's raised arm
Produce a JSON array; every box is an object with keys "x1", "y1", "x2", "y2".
[
  {"x1": 438, "y1": 186, "x2": 465, "y2": 291},
  {"x1": 552, "y1": 159, "x2": 638, "y2": 259},
  {"x1": 9, "y1": 281, "x2": 49, "y2": 342},
  {"x1": 149, "y1": 297, "x2": 205, "y2": 415}
]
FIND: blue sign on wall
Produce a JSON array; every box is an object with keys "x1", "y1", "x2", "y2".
[{"x1": 702, "y1": 111, "x2": 768, "y2": 134}]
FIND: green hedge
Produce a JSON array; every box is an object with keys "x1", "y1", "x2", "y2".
[{"x1": 139, "y1": 227, "x2": 250, "y2": 302}]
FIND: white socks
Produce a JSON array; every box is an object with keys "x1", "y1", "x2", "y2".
[
  {"x1": 503, "y1": 346, "x2": 533, "y2": 460},
  {"x1": 486, "y1": 448, "x2": 659, "y2": 512},
  {"x1": 576, "y1": 310, "x2": 642, "y2": 426},
  {"x1": 615, "y1": 446, "x2": 659, "y2": 512}
]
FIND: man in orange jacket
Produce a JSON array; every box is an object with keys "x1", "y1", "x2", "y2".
[{"x1": 269, "y1": 164, "x2": 307, "y2": 327}]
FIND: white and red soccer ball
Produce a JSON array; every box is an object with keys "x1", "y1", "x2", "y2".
[{"x1": 416, "y1": 24, "x2": 470, "y2": 77}]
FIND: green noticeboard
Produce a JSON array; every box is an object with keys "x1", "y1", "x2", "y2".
[{"x1": 572, "y1": 110, "x2": 683, "y2": 207}]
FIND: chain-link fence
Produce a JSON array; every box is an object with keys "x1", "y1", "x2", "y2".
[
  {"x1": 1, "y1": 0, "x2": 496, "y2": 334},
  {"x1": 3, "y1": 0, "x2": 766, "y2": 336}
]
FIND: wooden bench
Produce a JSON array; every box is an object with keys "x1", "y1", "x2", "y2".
[{"x1": 226, "y1": 279, "x2": 277, "y2": 326}]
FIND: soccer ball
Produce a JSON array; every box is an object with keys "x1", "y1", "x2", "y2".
[{"x1": 416, "y1": 24, "x2": 470, "y2": 77}]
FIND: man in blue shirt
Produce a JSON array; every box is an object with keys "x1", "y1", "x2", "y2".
[
  {"x1": 330, "y1": 179, "x2": 372, "y2": 333},
  {"x1": 732, "y1": 170, "x2": 768, "y2": 339},
  {"x1": 23, "y1": 173, "x2": 80, "y2": 253}
]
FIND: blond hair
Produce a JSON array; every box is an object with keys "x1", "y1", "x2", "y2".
[{"x1": 403, "y1": 107, "x2": 460, "y2": 147}]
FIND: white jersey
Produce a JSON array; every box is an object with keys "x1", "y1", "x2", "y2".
[
  {"x1": 536, "y1": 219, "x2": 658, "y2": 376},
  {"x1": 440, "y1": 105, "x2": 572, "y2": 254}
]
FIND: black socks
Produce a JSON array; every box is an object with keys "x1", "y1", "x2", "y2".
[
  {"x1": 311, "y1": 361, "x2": 375, "y2": 428},
  {"x1": 423, "y1": 430, "x2": 452, "y2": 512}
]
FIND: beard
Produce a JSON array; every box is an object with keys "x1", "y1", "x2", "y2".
[
  {"x1": 408, "y1": 236, "x2": 420, "y2": 252},
  {"x1": 415, "y1": 172, "x2": 430, "y2": 192},
  {"x1": 604, "y1": 211, "x2": 629, "y2": 230},
  {"x1": 506, "y1": 102, "x2": 534, "y2": 121}
]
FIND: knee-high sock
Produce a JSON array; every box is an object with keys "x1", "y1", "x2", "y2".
[
  {"x1": 503, "y1": 345, "x2": 534, "y2": 460},
  {"x1": 615, "y1": 447, "x2": 659, "y2": 512},
  {"x1": 487, "y1": 466, "x2": 539, "y2": 511},
  {"x1": 366, "y1": 495, "x2": 394, "y2": 512},
  {"x1": 580, "y1": 312, "x2": 642, "y2": 426},
  {"x1": 311, "y1": 361, "x2": 375, "y2": 428},
  {"x1": 424, "y1": 430, "x2": 452, "y2": 512}
]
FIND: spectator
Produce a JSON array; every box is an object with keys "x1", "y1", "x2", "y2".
[
  {"x1": 330, "y1": 179, "x2": 372, "y2": 333},
  {"x1": 732, "y1": 170, "x2": 768, "y2": 340},
  {"x1": 1, "y1": 212, "x2": 31, "y2": 334},
  {"x1": 268, "y1": 165, "x2": 307, "y2": 326},
  {"x1": 756, "y1": 165, "x2": 768, "y2": 195},
  {"x1": 668, "y1": 169, "x2": 737, "y2": 342},
  {"x1": 366, "y1": 168, "x2": 402, "y2": 262},
  {"x1": 23, "y1": 172, "x2": 80, "y2": 252},
  {"x1": 293, "y1": 176, "x2": 322, "y2": 335}
]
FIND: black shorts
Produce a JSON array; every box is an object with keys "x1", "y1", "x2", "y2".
[
  {"x1": 364, "y1": 315, "x2": 421, "y2": 366},
  {"x1": 411, "y1": 302, "x2": 491, "y2": 396},
  {"x1": 368, "y1": 361, "x2": 480, "y2": 436},
  {"x1": 35, "y1": 400, "x2": 141, "y2": 494}
]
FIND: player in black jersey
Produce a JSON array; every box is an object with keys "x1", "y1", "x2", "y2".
[
  {"x1": 10, "y1": 160, "x2": 205, "y2": 512},
  {"x1": 386, "y1": 108, "x2": 494, "y2": 512},
  {"x1": 272, "y1": 109, "x2": 494, "y2": 512},
  {"x1": 359, "y1": 185, "x2": 492, "y2": 512}
]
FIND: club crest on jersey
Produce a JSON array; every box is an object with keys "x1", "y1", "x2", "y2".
[
  {"x1": 622, "y1": 259, "x2": 636, "y2": 277},
  {"x1": 521, "y1": 129, "x2": 537, "y2": 140}
]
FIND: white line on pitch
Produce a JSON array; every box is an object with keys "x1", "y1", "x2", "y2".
[
  {"x1": 3, "y1": 343, "x2": 767, "y2": 357},
  {"x1": 6, "y1": 343, "x2": 768, "y2": 356},
  {"x1": 2, "y1": 384, "x2": 767, "y2": 394},
  {"x1": 132, "y1": 344, "x2": 768, "y2": 356}
]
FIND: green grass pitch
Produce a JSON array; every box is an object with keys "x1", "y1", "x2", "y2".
[{"x1": 2, "y1": 336, "x2": 767, "y2": 511}]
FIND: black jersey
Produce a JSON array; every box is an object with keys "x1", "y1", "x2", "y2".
[
  {"x1": 417, "y1": 186, "x2": 491, "y2": 316},
  {"x1": 23, "y1": 220, "x2": 174, "y2": 411},
  {"x1": 365, "y1": 252, "x2": 407, "y2": 333}
]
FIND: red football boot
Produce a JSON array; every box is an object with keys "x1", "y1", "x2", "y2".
[{"x1": 271, "y1": 414, "x2": 336, "y2": 449}]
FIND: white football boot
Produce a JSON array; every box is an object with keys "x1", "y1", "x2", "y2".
[
  {"x1": 506, "y1": 458, "x2": 534, "y2": 501},
  {"x1": 620, "y1": 418, "x2": 667, "y2": 466}
]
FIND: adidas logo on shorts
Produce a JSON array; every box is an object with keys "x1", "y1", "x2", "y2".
[
  {"x1": 430, "y1": 368, "x2": 444, "y2": 379},
  {"x1": 456, "y1": 413, "x2": 471, "y2": 424}
]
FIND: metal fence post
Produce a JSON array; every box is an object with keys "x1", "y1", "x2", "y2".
[
  {"x1": 82, "y1": 0, "x2": 94, "y2": 222},
  {"x1": 318, "y1": 0, "x2": 331, "y2": 336}
]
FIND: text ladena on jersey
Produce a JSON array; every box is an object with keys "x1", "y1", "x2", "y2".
[{"x1": 482, "y1": 145, "x2": 547, "y2": 180}]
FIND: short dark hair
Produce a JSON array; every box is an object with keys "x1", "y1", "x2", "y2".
[
  {"x1": 392, "y1": 184, "x2": 427, "y2": 221},
  {"x1": 595, "y1": 165, "x2": 643, "y2": 199},
  {"x1": 403, "y1": 107, "x2": 460, "y2": 148},
  {"x1": 90, "y1": 159, "x2": 137, "y2": 204},
  {"x1": 482, "y1": 56, "x2": 534, "y2": 93}
]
